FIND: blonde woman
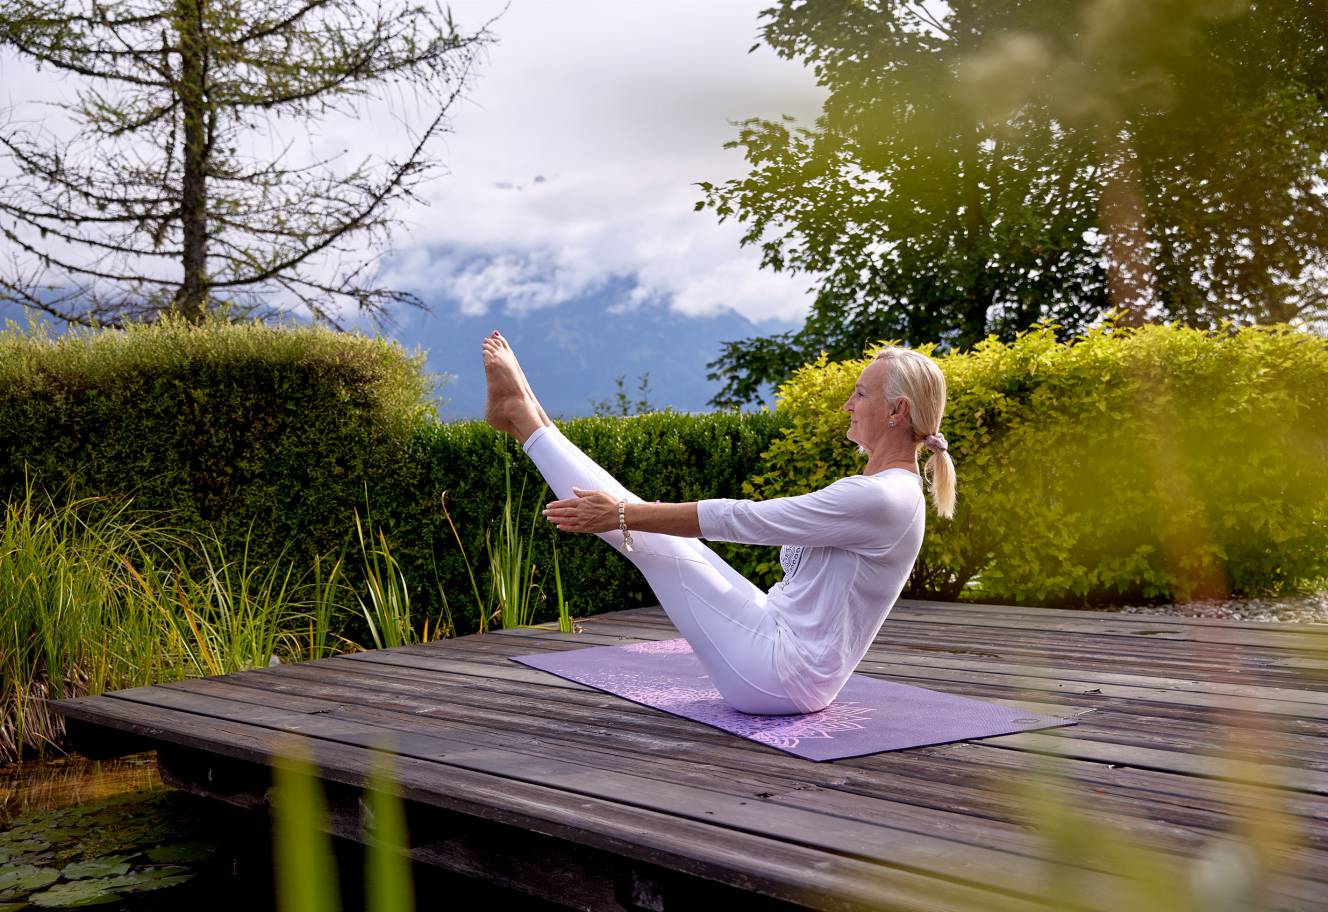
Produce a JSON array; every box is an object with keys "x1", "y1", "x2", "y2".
[{"x1": 482, "y1": 331, "x2": 955, "y2": 715}]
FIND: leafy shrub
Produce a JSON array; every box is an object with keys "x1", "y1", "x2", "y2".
[
  {"x1": 0, "y1": 315, "x2": 429, "y2": 577},
  {"x1": 373, "y1": 411, "x2": 786, "y2": 632},
  {"x1": 0, "y1": 317, "x2": 787, "y2": 634},
  {"x1": 750, "y1": 322, "x2": 1328, "y2": 605}
]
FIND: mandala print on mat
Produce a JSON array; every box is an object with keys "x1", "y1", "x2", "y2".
[
  {"x1": 604, "y1": 667, "x2": 877, "y2": 750},
  {"x1": 720, "y1": 702, "x2": 876, "y2": 750},
  {"x1": 622, "y1": 638, "x2": 694, "y2": 655}
]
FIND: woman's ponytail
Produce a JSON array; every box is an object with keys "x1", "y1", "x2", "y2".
[
  {"x1": 922, "y1": 448, "x2": 956, "y2": 519},
  {"x1": 874, "y1": 348, "x2": 956, "y2": 519}
]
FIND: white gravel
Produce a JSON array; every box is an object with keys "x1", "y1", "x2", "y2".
[{"x1": 1115, "y1": 590, "x2": 1328, "y2": 626}]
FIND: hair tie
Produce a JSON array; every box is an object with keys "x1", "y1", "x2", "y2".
[{"x1": 923, "y1": 432, "x2": 948, "y2": 454}]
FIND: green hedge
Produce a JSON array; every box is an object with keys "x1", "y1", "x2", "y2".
[
  {"x1": 0, "y1": 318, "x2": 786, "y2": 634},
  {"x1": 750, "y1": 321, "x2": 1328, "y2": 606},
  {"x1": 4, "y1": 317, "x2": 1323, "y2": 625},
  {"x1": 0, "y1": 318, "x2": 431, "y2": 570},
  {"x1": 373, "y1": 413, "x2": 785, "y2": 632}
]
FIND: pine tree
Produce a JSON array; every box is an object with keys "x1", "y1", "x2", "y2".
[{"x1": 0, "y1": 0, "x2": 493, "y2": 326}]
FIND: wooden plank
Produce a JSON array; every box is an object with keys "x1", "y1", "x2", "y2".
[
  {"x1": 594, "y1": 600, "x2": 1328, "y2": 644},
  {"x1": 893, "y1": 599, "x2": 1328, "y2": 635},
  {"x1": 174, "y1": 672, "x2": 1328, "y2": 878},
  {"x1": 195, "y1": 658, "x2": 1328, "y2": 836},
  {"x1": 51, "y1": 696, "x2": 1050, "y2": 912},
  {"x1": 340, "y1": 649, "x2": 598, "y2": 691},
  {"x1": 331, "y1": 701, "x2": 1328, "y2": 890},
  {"x1": 95, "y1": 684, "x2": 1139, "y2": 907},
  {"x1": 319, "y1": 642, "x2": 1328, "y2": 779},
  {"x1": 981, "y1": 733, "x2": 1328, "y2": 795},
  {"x1": 494, "y1": 626, "x2": 1328, "y2": 711},
  {"x1": 355, "y1": 644, "x2": 1328, "y2": 770},
  {"x1": 207, "y1": 661, "x2": 1328, "y2": 817},
  {"x1": 540, "y1": 616, "x2": 1328, "y2": 682},
  {"x1": 114, "y1": 678, "x2": 1328, "y2": 910},
  {"x1": 49, "y1": 599, "x2": 1328, "y2": 912}
]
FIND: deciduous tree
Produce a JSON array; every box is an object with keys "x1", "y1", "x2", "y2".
[{"x1": 701, "y1": 0, "x2": 1328, "y2": 407}]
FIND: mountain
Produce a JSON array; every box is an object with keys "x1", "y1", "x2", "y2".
[
  {"x1": 1, "y1": 284, "x2": 799, "y2": 420},
  {"x1": 389, "y1": 282, "x2": 798, "y2": 420}
]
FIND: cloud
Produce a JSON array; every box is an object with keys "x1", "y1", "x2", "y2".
[
  {"x1": 344, "y1": 0, "x2": 828, "y2": 325},
  {"x1": 1, "y1": 0, "x2": 825, "y2": 327}
]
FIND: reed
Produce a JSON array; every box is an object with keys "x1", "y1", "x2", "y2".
[
  {"x1": 354, "y1": 509, "x2": 416, "y2": 651},
  {"x1": 3, "y1": 456, "x2": 570, "y2": 764},
  {"x1": 0, "y1": 482, "x2": 179, "y2": 762},
  {"x1": 170, "y1": 527, "x2": 298, "y2": 676},
  {"x1": 438, "y1": 450, "x2": 557, "y2": 633},
  {"x1": 272, "y1": 740, "x2": 413, "y2": 912},
  {"x1": 552, "y1": 538, "x2": 573, "y2": 634},
  {"x1": 304, "y1": 551, "x2": 349, "y2": 661},
  {"x1": 438, "y1": 491, "x2": 489, "y2": 634},
  {"x1": 484, "y1": 451, "x2": 544, "y2": 630},
  {"x1": 272, "y1": 744, "x2": 341, "y2": 912},
  {"x1": 0, "y1": 485, "x2": 351, "y2": 764}
]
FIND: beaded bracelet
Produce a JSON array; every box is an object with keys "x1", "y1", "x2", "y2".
[{"x1": 617, "y1": 498, "x2": 634, "y2": 552}]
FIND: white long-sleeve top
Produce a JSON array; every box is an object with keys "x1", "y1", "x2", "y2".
[{"x1": 697, "y1": 468, "x2": 926, "y2": 712}]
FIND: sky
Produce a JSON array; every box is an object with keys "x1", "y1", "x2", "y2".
[{"x1": 0, "y1": 0, "x2": 827, "y2": 335}]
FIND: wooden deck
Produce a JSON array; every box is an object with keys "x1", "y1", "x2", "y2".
[{"x1": 50, "y1": 601, "x2": 1328, "y2": 911}]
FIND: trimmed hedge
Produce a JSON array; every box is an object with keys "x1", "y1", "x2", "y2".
[
  {"x1": 375, "y1": 413, "x2": 785, "y2": 632},
  {"x1": 4, "y1": 317, "x2": 1323, "y2": 625},
  {"x1": 0, "y1": 318, "x2": 785, "y2": 633},
  {"x1": 0, "y1": 318, "x2": 430, "y2": 572},
  {"x1": 749, "y1": 322, "x2": 1328, "y2": 605}
]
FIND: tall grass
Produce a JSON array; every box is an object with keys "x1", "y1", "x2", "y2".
[
  {"x1": 272, "y1": 739, "x2": 412, "y2": 912},
  {"x1": 0, "y1": 483, "x2": 179, "y2": 762},
  {"x1": 0, "y1": 485, "x2": 345, "y2": 764},
  {"x1": 438, "y1": 450, "x2": 561, "y2": 634},
  {"x1": 484, "y1": 452, "x2": 544, "y2": 630},
  {"x1": 174, "y1": 529, "x2": 297, "y2": 676},
  {"x1": 354, "y1": 509, "x2": 417, "y2": 651},
  {"x1": 4, "y1": 460, "x2": 568, "y2": 764},
  {"x1": 551, "y1": 539, "x2": 573, "y2": 634}
]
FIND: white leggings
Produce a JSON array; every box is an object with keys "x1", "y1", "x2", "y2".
[{"x1": 523, "y1": 423, "x2": 802, "y2": 715}]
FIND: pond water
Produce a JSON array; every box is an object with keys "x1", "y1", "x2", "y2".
[
  {"x1": 1, "y1": 753, "x2": 563, "y2": 910},
  {"x1": 0, "y1": 753, "x2": 276, "y2": 910}
]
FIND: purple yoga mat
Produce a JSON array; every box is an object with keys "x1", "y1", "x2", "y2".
[{"x1": 511, "y1": 638, "x2": 1076, "y2": 762}]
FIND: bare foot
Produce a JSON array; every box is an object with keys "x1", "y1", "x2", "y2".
[
  {"x1": 482, "y1": 332, "x2": 546, "y2": 443},
  {"x1": 490, "y1": 331, "x2": 552, "y2": 426}
]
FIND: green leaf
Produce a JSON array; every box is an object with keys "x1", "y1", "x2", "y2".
[
  {"x1": 101, "y1": 867, "x2": 193, "y2": 893},
  {"x1": 61, "y1": 856, "x2": 134, "y2": 880},
  {"x1": 0, "y1": 865, "x2": 60, "y2": 894},
  {"x1": 27, "y1": 879, "x2": 122, "y2": 908}
]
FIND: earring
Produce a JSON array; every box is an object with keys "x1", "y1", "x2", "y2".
[{"x1": 888, "y1": 419, "x2": 896, "y2": 427}]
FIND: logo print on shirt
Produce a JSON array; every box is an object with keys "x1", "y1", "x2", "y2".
[{"x1": 780, "y1": 545, "x2": 804, "y2": 581}]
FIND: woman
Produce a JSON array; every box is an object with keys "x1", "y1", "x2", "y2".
[{"x1": 482, "y1": 330, "x2": 955, "y2": 715}]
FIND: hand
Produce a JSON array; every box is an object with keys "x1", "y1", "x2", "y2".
[{"x1": 543, "y1": 487, "x2": 620, "y2": 533}]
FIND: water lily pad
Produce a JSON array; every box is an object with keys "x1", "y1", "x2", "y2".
[
  {"x1": 0, "y1": 901, "x2": 27, "y2": 911},
  {"x1": 102, "y1": 868, "x2": 194, "y2": 893},
  {"x1": 144, "y1": 842, "x2": 216, "y2": 864},
  {"x1": 26, "y1": 879, "x2": 121, "y2": 908},
  {"x1": 0, "y1": 865, "x2": 60, "y2": 894},
  {"x1": 60, "y1": 856, "x2": 134, "y2": 880}
]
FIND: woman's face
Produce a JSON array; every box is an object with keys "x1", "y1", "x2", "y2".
[{"x1": 842, "y1": 360, "x2": 898, "y2": 450}]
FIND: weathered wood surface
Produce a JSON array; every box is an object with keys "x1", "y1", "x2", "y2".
[{"x1": 49, "y1": 601, "x2": 1328, "y2": 911}]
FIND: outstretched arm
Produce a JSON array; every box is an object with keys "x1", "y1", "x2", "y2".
[{"x1": 544, "y1": 487, "x2": 701, "y2": 538}]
